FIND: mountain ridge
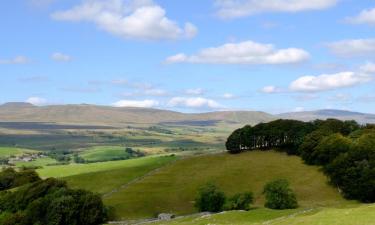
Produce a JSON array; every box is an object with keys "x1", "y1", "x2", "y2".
[{"x1": 0, "y1": 102, "x2": 374, "y2": 125}]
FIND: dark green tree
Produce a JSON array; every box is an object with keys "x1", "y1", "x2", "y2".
[
  {"x1": 263, "y1": 179, "x2": 298, "y2": 209},
  {"x1": 195, "y1": 183, "x2": 226, "y2": 212}
]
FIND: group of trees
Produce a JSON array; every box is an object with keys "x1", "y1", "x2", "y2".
[
  {"x1": 195, "y1": 180, "x2": 297, "y2": 213},
  {"x1": 0, "y1": 168, "x2": 40, "y2": 191},
  {"x1": 0, "y1": 169, "x2": 110, "y2": 225},
  {"x1": 226, "y1": 119, "x2": 375, "y2": 203}
]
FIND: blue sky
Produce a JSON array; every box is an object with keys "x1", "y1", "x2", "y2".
[{"x1": 1, "y1": 0, "x2": 375, "y2": 113}]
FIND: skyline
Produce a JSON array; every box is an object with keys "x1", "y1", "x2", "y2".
[{"x1": 2, "y1": 0, "x2": 375, "y2": 113}]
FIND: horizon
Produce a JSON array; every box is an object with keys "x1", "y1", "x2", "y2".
[
  {"x1": 0, "y1": 101, "x2": 372, "y2": 115},
  {"x1": 2, "y1": 0, "x2": 375, "y2": 114}
]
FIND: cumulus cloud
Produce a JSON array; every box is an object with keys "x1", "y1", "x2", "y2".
[
  {"x1": 222, "y1": 93, "x2": 236, "y2": 99},
  {"x1": 168, "y1": 97, "x2": 222, "y2": 109},
  {"x1": 360, "y1": 62, "x2": 375, "y2": 74},
  {"x1": 326, "y1": 39, "x2": 375, "y2": 57},
  {"x1": 289, "y1": 71, "x2": 373, "y2": 92},
  {"x1": 261, "y1": 85, "x2": 282, "y2": 93},
  {"x1": 185, "y1": 88, "x2": 205, "y2": 95},
  {"x1": 51, "y1": 52, "x2": 72, "y2": 62},
  {"x1": 0, "y1": 56, "x2": 29, "y2": 65},
  {"x1": 26, "y1": 97, "x2": 47, "y2": 106},
  {"x1": 165, "y1": 40, "x2": 309, "y2": 65},
  {"x1": 346, "y1": 7, "x2": 375, "y2": 25},
  {"x1": 214, "y1": 0, "x2": 338, "y2": 19},
  {"x1": 51, "y1": 0, "x2": 197, "y2": 40},
  {"x1": 112, "y1": 99, "x2": 159, "y2": 108}
]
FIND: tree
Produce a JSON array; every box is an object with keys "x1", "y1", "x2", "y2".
[
  {"x1": 263, "y1": 179, "x2": 298, "y2": 209},
  {"x1": 310, "y1": 133, "x2": 352, "y2": 165},
  {"x1": 225, "y1": 128, "x2": 243, "y2": 154},
  {"x1": 195, "y1": 183, "x2": 226, "y2": 212},
  {"x1": 324, "y1": 132, "x2": 375, "y2": 202},
  {"x1": 225, "y1": 192, "x2": 254, "y2": 211},
  {"x1": 299, "y1": 129, "x2": 331, "y2": 165}
]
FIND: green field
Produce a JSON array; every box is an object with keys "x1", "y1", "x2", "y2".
[
  {"x1": 98, "y1": 151, "x2": 347, "y2": 220},
  {"x1": 0, "y1": 147, "x2": 38, "y2": 158},
  {"x1": 153, "y1": 204, "x2": 375, "y2": 225},
  {"x1": 37, "y1": 155, "x2": 176, "y2": 178},
  {"x1": 63, "y1": 155, "x2": 176, "y2": 194},
  {"x1": 14, "y1": 157, "x2": 58, "y2": 167},
  {"x1": 78, "y1": 146, "x2": 134, "y2": 162}
]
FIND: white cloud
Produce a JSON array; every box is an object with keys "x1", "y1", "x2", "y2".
[
  {"x1": 360, "y1": 62, "x2": 375, "y2": 74},
  {"x1": 51, "y1": 52, "x2": 72, "y2": 62},
  {"x1": 26, "y1": 97, "x2": 47, "y2": 106},
  {"x1": 168, "y1": 97, "x2": 222, "y2": 109},
  {"x1": 222, "y1": 93, "x2": 235, "y2": 99},
  {"x1": 261, "y1": 85, "x2": 281, "y2": 93},
  {"x1": 112, "y1": 99, "x2": 159, "y2": 108},
  {"x1": 214, "y1": 0, "x2": 338, "y2": 19},
  {"x1": 185, "y1": 88, "x2": 205, "y2": 95},
  {"x1": 294, "y1": 107, "x2": 305, "y2": 112},
  {"x1": 0, "y1": 56, "x2": 29, "y2": 65},
  {"x1": 165, "y1": 40, "x2": 309, "y2": 65},
  {"x1": 346, "y1": 8, "x2": 375, "y2": 25},
  {"x1": 51, "y1": 0, "x2": 197, "y2": 40},
  {"x1": 326, "y1": 39, "x2": 375, "y2": 57},
  {"x1": 289, "y1": 71, "x2": 373, "y2": 92}
]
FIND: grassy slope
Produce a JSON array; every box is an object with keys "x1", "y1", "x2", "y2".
[
  {"x1": 0, "y1": 147, "x2": 38, "y2": 158},
  {"x1": 103, "y1": 151, "x2": 347, "y2": 220},
  {"x1": 153, "y1": 204, "x2": 375, "y2": 225},
  {"x1": 37, "y1": 155, "x2": 176, "y2": 178},
  {"x1": 63, "y1": 156, "x2": 176, "y2": 194},
  {"x1": 78, "y1": 146, "x2": 131, "y2": 161}
]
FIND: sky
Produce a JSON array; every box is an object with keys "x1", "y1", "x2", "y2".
[{"x1": 1, "y1": 0, "x2": 375, "y2": 114}]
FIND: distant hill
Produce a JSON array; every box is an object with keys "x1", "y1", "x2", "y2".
[
  {"x1": 0, "y1": 102, "x2": 274, "y2": 126},
  {"x1": 1, "y1": 103, "x2": 374, "y2": 126},
  {"x1": 279, "y1": 109, "x2": 375, "y2": 124}
]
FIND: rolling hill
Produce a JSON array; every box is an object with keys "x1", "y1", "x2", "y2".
[
  {"x1": 1, "y1": 103, "x2": 374, "y2": 127},
  {"x1": 54, "y1": 151, "x2": 347, "y2": 220},
  {"x1": 0, "y1": 102, "x2": 274, "y2": 126},
  {"x1": 279, "y1": 109, "x2": 375, "y2": 124}
]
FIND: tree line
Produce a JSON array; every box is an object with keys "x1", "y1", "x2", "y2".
[
  {"x1": 226, "y1": 119, "x2": 375, "y2": 203},
  {"x1": 0, "y1": 169, "x2": 111, "y2": 225}
]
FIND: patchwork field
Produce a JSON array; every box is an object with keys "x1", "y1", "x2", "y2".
[
  {"x1": 0, "y1": 147, "x2": 38, "y2": 158},
  {"x1": 62, "y1": 151, "x2": 347, "y2": 220}
]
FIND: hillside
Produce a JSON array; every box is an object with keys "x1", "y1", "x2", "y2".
[
  {"x1": 0, "y1": 102, "x2": 274, "y2": 126},
  {"x1": 152, "y1": 204, "x2": 375, "y2": 225},
  {"x1": 53, "y1": 151, "x2": 347, "y2": 220},
  {"x1": 279, "y1": 109, "x2": 375, "y2": 124}
]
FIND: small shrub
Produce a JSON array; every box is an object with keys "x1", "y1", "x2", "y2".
[
  {"x1": 263, "y1": 179, "x2": 298, "y2": 209},
  {"x1": 225, "y1": 192, "x2": 254, "y2": 211},
  {"x1": 195, "y1": 183, "x2": 226, "y2": 212}
]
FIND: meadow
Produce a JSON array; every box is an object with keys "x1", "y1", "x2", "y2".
[
  {"x1": 152, "y1": 204, "x2": 375, "y2": 225},
  {"x1": 0, "y1": 146, "x2": 38, "y2": 158},
  {"x1": 90, "y1": 151, "x2": 347, "y2": 219}
]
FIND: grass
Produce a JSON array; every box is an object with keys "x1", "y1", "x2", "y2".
[
  {"x1": 103, "y1": 151, "x2": 347, "y2": 220},
  {"x1": 37, "y1": 155, "x2": 176, "y2": 178},
  {"x1": 78, "y1": 146, "x2": 133, "y2": 162},
  {"x1": 63, "y1": 155, "x2": 176, "y2": 194},
  {"x1": 153, "y1": 204, "x2": 375, "y2": 225},
  {"x1": 0, "y1": 147, "x2": 38, "y2": 158},
  {"x1": 14, "y1": 157, "x2": 58, "y2": 167}
]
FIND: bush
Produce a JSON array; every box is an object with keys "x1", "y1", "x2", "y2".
[
  {"x1": 225, "y1": 192, "x2": 254, "y2": 211},
  {"x1": 0, "y1": 178, "x2": 109, "y2": 225},
  {"x1": 0, "y1": 168, "x2": 41, "y2": 191},
  {"x1": 263, "y1": 179, "x2": 298, "y2": 209},
  {"x1": 195, "y1": 183, "x2": 226, "y2": 212}
]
